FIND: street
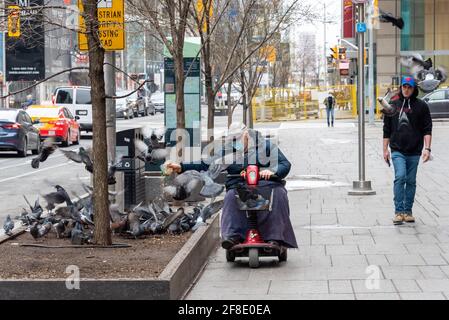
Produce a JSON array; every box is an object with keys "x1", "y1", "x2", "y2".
[{"x1": 0, "y1": 105, "x2": 244, "y2": 226}]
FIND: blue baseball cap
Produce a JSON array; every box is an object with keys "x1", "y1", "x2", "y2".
[{"x1": 401, "y1": 76, "x2": 416, "y2": 87}]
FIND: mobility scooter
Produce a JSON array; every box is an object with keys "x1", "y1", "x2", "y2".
[{"x1": 226, "y1": 165, "x2": 288, "y2": 268}]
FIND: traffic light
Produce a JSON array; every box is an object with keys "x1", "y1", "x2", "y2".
[
  {"x1": 7, "y1": 6, "x2": 21, "y2": 38},
  {"x1": 338, "y1": 47, "x2": 347, "y2": 60},
  {"x1": 330, "y1": 46, "x2": 338, "y2": 60}
]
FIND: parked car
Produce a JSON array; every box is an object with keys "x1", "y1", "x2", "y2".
[
  {"x1": 150, "y1": 91, "x2": 165, "y2": 113},
  {"x1": 27, "y1": 105, "x2": 80, "y2": 147},
  {"x1": 128, "y1": 90, "x2": 148, "y2": 117},
  {"x1": 422, "y1": 88, "x2": 449, "y2": 118},
  {"x1": 115, "y1": 91, "x2": 134, "y2": 119},
  {"x1": 0, "y1": 108, "x2": 41, "y2": 157},
  {"x1": 52, "y1": 86, "x2": 92, "y2": 132},
  {"x1": 138, "y1": 88, "x2": 156, "y2": 116}
]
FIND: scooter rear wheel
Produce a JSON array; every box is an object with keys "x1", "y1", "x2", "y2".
[
  {"x1": 248, "y1": 248, "x2": 259, "y2": 268},
  {"x1": 226, "y1": 250, "x2": 235, "y2": 262},
  {"x1": 278, "y1": 247, "x2": 288, "y2": 262}
]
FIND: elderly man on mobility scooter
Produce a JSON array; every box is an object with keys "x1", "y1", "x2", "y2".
[{"x1": 165, "y1": 123, "x2": 297, "y2": 266}]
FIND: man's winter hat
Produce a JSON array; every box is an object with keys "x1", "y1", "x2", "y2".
[{"x1": 401, "y1": 76, "x2": 416, "y2": 87}]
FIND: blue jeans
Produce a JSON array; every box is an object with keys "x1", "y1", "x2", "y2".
[
  {"x1": 391, "y1": 151, "x2": 420, "y2": 214},
  {"x1": 326, "y1": 107, "x2": 335, "y2": 126}
]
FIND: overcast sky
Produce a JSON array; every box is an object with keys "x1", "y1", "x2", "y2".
[{"x1": 292, "y1": 0, "x2": 342, "y2": 50}]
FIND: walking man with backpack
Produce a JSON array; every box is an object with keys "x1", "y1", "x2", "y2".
[
  {"x1": 383, "y1": 76, "x2": 433, "y2": 225},
  {"x1": 324, "y1": 93, "x2": 336, "y2": 127}
]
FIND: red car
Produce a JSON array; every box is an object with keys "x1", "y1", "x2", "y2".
[{"x1": 27, "y1": 105, "x2": 81, "y2": 147}]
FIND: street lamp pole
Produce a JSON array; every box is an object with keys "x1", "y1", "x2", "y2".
[
  {"x1": 349, "y1": 0, "x2": 376, "y2": 196},
  {"x1": 323, "y1": 2, "x2": 327, "y2": 89}
]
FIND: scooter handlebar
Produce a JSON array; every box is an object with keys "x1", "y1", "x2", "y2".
[{"x1": 227, "y1": 173, "x2": 282, "y2": 181}]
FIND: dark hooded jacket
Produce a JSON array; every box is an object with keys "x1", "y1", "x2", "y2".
[
  {"x1": 180, "y1": 130, "x2": 291, "y2": 190},
  {"x1": 383, "y1": 84, "x2": 432, "y2": 156}
]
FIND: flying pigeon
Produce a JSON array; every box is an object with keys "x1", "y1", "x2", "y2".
[
  {"x1": 191, "y1": 200, "x2": 224, "y2": 231},
  {"x1": 31, "y1": 138, "x2": 57, "y2": 169},
  {"x1": 43, "y1": 185, "x2": 73, "y2": 212},
  {"x1": 61, "y1": 147, "x2": 93, "y2": 173}
]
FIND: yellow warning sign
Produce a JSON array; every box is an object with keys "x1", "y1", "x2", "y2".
[{"x1": 78, "y1": 0, "x2": 125, "y2": 51}]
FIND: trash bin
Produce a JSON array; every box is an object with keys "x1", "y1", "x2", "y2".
[{"x1": 116, "y1": 128, "x2": 146, "y2": 209}]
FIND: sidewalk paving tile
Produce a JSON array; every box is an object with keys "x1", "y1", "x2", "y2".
[
  {"x1": 328, "y1": 280, "x2": 354, "y2": 294},
  {"x1": 416, "y1": 279, "x2": 449, "y2": 292},
  {"x1": 330, "y1": 255, "x2": 368, "y2": 267},
  {"x1": 325, "y1": 245, "x2": 360, "y2": 256},
  {"x1": 399, "y1": 292, "x2": 446, "y2": 300},
  {"x1": 392, "y1": 280, "x2": 422, "y2": 293},
  {"x1": 418, "y1": 266, "x2": 448, "y2": 279},
  {"x1": 385, "y1": 254, "x2": 427, "y2": 266},
  {"x1": 351, "y1": 279, "x2": 396, "y2": 293},
  {"x1": 268, "y1": 280, "x2": 329, "y2": 295},
  {"x1": 355, "y1": 293, "x2": 400, "y2": 300},
  {"x1": 366, "y1": 255, "x2": 390, "y2": 266}
]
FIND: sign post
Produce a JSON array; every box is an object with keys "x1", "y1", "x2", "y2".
[{"x1": 349, "y1": 0, "x2": 376, "y2": 196}]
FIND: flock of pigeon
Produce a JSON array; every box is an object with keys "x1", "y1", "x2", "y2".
[
  {"x1": 2, "y1": 179, "x2": 225, "y2": 244},
  {"x1": 2, "y1": 126, "x2": 228, "y2": 244}
]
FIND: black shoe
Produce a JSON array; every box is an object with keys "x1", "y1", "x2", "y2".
[{"x1": 221, "y1": 237, "x2": 242, "y2": 249}]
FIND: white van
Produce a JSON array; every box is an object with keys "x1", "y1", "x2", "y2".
[{"x1": 53, "y1": 86, "x2": 92, "y2": 132}]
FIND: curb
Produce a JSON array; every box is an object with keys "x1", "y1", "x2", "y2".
[{"x1": 0, "y1": 212, "x2": 220, "y2": 300}]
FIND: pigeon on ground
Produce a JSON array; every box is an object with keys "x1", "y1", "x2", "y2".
[
  {"x1": 17, "y1": 196, "x2": 44, "y2": 225},
  {"x1": 3, "y1": 215, "x2": 14, "y2": 236},
  {"x1": 191, "y1": 200, "x2": 224, "y2": 231},
  {"x1": 109, "y1": 204, "x2": 127, "y2": 231},
  {"x1": 31, "y1": 138, "x2": 57, "y2": 169},
  {"x1": 29, "y1": 220, "x2": 52, "y2": 239},
  {"x1": 161, "y1": 207, "x2": 186, "y2": 230},
  {"x1": 71, "y1": 222, "x2": 87, "y2": 245},
  {"x1": 53, "y1": 219, "x2": 70, "y2": 238},
  {"x1": 127, "y1": 211, "x2": 149, "y2": 237}
]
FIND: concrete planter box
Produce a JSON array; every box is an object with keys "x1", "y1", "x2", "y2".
[{"x1": 0, "y1": 213, "x2": 220, "y2": 300}]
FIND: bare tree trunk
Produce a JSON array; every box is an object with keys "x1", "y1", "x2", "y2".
[
  {"x1": 174, "y1": 53, "x2": 186, "y2": 159},
  {"x1": 205, "y1": 62, "x2": 215, "y2": 143},
  {"x1": 84, "y1": 0, "x2": 111, "y2": 245},
  {"x1": 241, "y1": 70, "x2": 247, "y2": 125},
  {"x1": 226, "y1": 79, "x2": 233, "y2": 127}
]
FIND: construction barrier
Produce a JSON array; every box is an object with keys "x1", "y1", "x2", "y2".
[{"x1": 252, "y1": 85, "x2": 385, "y2": 123}]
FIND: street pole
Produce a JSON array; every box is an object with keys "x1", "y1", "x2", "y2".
[
  {"x1": 349, "y1": 1, "x2": 376, "y2": 196},
  {"x1": 105, "y1": 51, "x2": 116, "y2": 174},
  {"x1": 323, "y1": 2, "x2": 327, "y2": 90},
  {"x1": 368, "y1": 0, "x2": 375, "y2": 125}
]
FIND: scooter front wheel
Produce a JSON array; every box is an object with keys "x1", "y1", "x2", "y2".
[{"x1": 248, "y1": 248, "x2": 259, "y2": 268}]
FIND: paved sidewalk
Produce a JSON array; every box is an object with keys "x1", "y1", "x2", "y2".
[{"x1": 186, "y1": 120, "x2": 449, "y2": 300}]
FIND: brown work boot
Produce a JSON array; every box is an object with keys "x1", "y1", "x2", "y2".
[
  {"x1": 403, "y1": 214, "x2": 415, "y2": 223},
  {"x1": 393, "y1": 213, "x2": 404, "y2": 225}
]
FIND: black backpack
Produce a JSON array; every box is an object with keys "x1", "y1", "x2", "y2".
[{"x1": 327, "y1": 96, "x2": 334, "y2": 109}]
